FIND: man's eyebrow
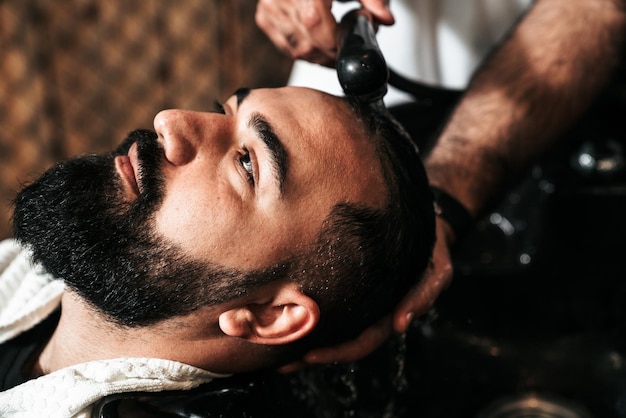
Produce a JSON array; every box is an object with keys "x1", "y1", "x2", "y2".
[{"x1": 248, "y1": 112, "x2": 288, "y2": 195}]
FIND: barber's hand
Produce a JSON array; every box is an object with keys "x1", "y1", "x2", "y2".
[
  {"x1": 278, "y1": 217, "x2": 455, "y2": 373},
  {"x1": 391, "y1": 217, "x2": 455, "y2": 333},
  {"x1": 255, "y1": 0, "x2": 394, "y2": 67}
]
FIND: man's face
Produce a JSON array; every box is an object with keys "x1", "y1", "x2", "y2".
[
  {"x1": 14, "y1": 86, "x2": 387, "y2": 325},
  {"x1": 117, "y1": 86, "x2": 386, "y2": 270}
]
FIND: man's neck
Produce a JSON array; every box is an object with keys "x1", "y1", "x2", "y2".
[
  {"x1": 34, "y1": 292, "x2": 274, "y2": 376},
  {"x1": 35, "y1": 292, "x2": 133, "y2": 375}
]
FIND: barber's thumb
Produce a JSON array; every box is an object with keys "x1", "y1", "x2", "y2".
[{"x1": 360, "y1": 0, "x2": 395, "y2": 25}]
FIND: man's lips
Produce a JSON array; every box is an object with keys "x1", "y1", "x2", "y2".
[{"x1": 114, "y1": 142, "x2": 140, "y2": 198}]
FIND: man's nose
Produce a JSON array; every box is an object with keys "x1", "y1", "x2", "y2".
[{"x1": 154, "y1": 109, "x2": 228, "y2": 166}]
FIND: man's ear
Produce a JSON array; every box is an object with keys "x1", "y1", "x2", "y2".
[{"x1": 218, "y1": 283, "x2": 320, "y2": 345}]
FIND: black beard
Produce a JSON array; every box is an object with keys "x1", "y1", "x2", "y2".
[
  {"x1": 12, "y1": 130, "x2": 209, "y2": 326},
  {"x1": 13, "y1": 129, "x2": 284, "y2": 327}
]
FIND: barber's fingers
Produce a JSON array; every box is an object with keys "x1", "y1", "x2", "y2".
[
  {"x1": 255, "y1": 0, "x2": 300, "y2": 55},
  {"x1": 277, "y1": 316, "x2": 391, "y2": 371},
  {"x1": 302, "y1": 316, "x2": 392, "y2": 364},
  {"x1": 256, "y1": 0, "x2": 337, "y2": 65},
  {"x1": 360, "y1": 0, "x2": 395, "y2": 25},
  {"x1": 392, "y1": 218, "x2": 454, "y2": 333},
  {"x1": 277, "y1": 360, "x2": 308, "y2": 374}
]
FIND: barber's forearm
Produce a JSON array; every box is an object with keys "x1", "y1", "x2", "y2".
[{"x1": 425, "y1": 0, "x2": 626, "y2": 219}]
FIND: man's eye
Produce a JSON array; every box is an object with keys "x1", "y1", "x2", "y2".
[
  {"x1": 213, "y1": 100, "x2": 226, "y2": 115},
  {"x1": 240, "y1": 148, "x2": 254, "y2": 185}
]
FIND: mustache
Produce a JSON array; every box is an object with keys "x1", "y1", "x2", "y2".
[{"x1": 116, "y1": 129, "x2": 164, "y2": 210}]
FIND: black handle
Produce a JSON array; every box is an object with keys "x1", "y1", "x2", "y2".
[{"x1": 336, "y1": 9, "x2": 388, "y2": 103}]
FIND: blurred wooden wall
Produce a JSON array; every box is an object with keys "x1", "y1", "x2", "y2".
[{"x1": 0, "y1": 0, "x2": 293, "y2": 239}]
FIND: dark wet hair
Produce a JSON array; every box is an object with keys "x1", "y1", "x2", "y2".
[{"x1": 291, "y1": 100, "x2": 436, "y2": 346}]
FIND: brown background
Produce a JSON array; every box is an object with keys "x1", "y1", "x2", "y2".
[{"x1": 0, "y1": 0, "x2": 293, "y2": 239}]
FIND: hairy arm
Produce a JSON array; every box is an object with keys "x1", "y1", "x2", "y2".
[
  {"x1": 426, "y1": 0, "x2": 626, "y2": 218},
  {"x1": 402, "y1": 0, "x2": 626, "y2": 336}
]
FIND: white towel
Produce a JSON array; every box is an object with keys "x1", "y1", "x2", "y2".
[
  {"x1": 0, "y1": 239, "x2": 64, "y2": 344},
  {"x1": 0, "y1": 357, "x2": 222, "y2": 417}
]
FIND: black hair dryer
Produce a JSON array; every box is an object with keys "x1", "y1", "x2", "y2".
[{"x1": 336, "y1": 9, "x2": 389, "y2": 104}]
